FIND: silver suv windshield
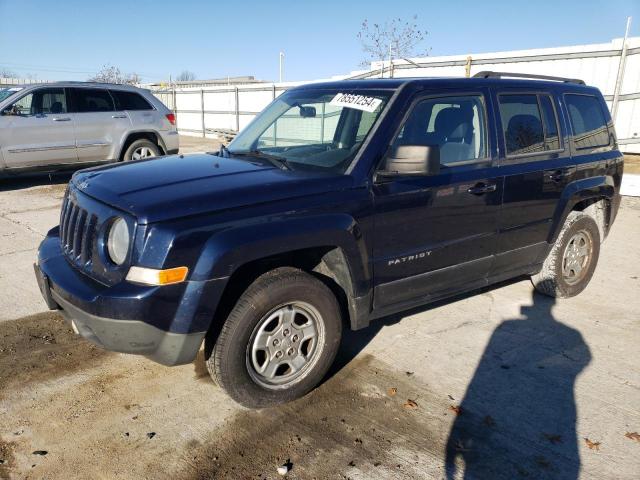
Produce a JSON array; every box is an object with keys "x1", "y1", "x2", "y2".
[
  {"x1": 228, "y1": 88, "x2": 392, "y2": 173},
  {"x1": 0, "y1": 87, "x2": 22, "y2": 103}
]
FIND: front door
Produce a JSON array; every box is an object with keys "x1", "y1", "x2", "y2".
[
  {"x1": 0, "y1": 87, "x2": 77, "y2": 169},
  {"x1": 372, "y1": 91, "x2": 502, "y2": 310}
]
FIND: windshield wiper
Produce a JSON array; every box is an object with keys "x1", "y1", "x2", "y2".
[{"x1": 232, "y1": 149, "x2": 291, "y2": 171}]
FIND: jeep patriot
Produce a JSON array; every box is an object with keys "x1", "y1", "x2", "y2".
[{"x1": 35, "y1": 72, "x2": 623, "y2": 407}]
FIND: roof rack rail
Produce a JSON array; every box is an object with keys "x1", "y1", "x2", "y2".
[{"x1": 473, "y1": 71, "x2": 585, "y2": 85}]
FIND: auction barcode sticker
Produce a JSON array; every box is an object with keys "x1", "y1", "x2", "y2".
[{"x1": 329, "y1": 93, "x2": 382, "y2": 113}]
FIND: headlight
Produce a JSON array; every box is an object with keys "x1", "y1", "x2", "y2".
[{"x1": 107, "y1": 217, "x2": 130, "y2": 265}]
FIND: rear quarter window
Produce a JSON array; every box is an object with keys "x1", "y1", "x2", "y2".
[
  {"x1": 565, "y1": 94, "x2": 610, "y2": 150},
  {"x1": 110, "y1": 90, "x2": 153, "y2": 111}
]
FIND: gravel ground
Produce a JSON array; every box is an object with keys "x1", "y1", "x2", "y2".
[{"x1": 0, "y1": 143, "x2": 639, "y2": 479}]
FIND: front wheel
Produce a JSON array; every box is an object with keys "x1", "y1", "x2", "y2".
[
  {"x1": 206, "y1": 267, "x2": 343, "y2": 408},
  {"x1": 531, "y1": 212, "x2": 601, "y2": 298}
]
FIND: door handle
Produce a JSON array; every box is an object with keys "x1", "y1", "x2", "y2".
[
  {"x1": 548, "y1": 170, "x2": 571, "y2": 182},
  {"x1": 467, "y1": 182, "x2": 497, "y2": 195},
  {"x1": 52, "y1": 117, "x2": 71, "y2": 122},
  {"x1": 112, "y1": 115, "x2": 127, "y2": 119}
]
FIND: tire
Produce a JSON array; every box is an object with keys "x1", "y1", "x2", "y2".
[
  {"x1": 206, "y1": 267, "x2": 343, "y2": 408},
  {"x1": 531, "y1": 212, "x2": 600, "y2": 298},
  {"x1": 122, "y1": 139, "x2": 160, "y2": 161}
]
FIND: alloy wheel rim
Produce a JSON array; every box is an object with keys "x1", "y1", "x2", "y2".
[
  {"x1": 562, "y1": 230, "x2": 593, "y2": 285},
  {"x1": 131, "y1": 147, "x2": 155, "y2": 160},
  {"x1": 246, "y1": 301, "x2": 324, "y2": 389}
]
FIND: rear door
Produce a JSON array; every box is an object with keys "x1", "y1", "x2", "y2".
[
  {"x1": 0, "y1": 87, "x2": 77, "y2": 168},
  {"x1": 69, "y1": 87, "x2": 131, "y2": 163},
  {"x1": 109, "y1": 89, "x2": 157, "y2": 130},
  {"x1": 490, "y1": 89, "x2": 573, "y2": 278},
  {"x1": 372, "y1": 90, "x2": 503, "y2": 310}
]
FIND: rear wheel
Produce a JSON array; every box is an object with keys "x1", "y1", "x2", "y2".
[
  {"x1": 123, "y1": 139, "x2": 160, "y2": 161},
  {"x1": 206, "y1": 267, "x2": 343, "y2": 408},
  {"x1": 531, "y1": 212, "x2": 600, "y2": 298}
]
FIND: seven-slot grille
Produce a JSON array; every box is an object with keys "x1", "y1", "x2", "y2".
[{"x1": 60, "y1": 193, "x2": 97, "y2": 266}]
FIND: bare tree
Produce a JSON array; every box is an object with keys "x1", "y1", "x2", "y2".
[
  {"x1": 88, "y1": 64, "x2": 141, "y2": 85},
  {"x1": 0, "y1": 68, "x2": 17, "y2": 78},
  {"x1": 357, "y1": 15, "x2": 430, "y2": 67},
  {"x1": 176, "y1": 70, "x2": 196, "y2": 82}
]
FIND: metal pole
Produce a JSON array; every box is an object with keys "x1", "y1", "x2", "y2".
[
  {"x1": 465, "y1": 56, "x2": 472, "y2": 78},
  {"x1": 200, "y1": 89, "x2": 205, "y2": 138},
  {"x1": 172, "y1": 84, "x2": 177, "y2": 129},
  {"x1": 611, "y1": 16, "x2": 632, "y2": 122},
  {"x1": 320, "y1": 102, "x2": 325, "y2": 144},
  {"x1": 279, "y1": 52, "x2": 285, "y2": 83},
  {"x1": 235, "y1": 86, "x2": 240, "y2": 132}
]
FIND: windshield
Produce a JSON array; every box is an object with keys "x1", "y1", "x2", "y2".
[
  {"x1": 0, "y1": 87, "x2": 22, "y2": 103},
  {"x1": 228, "y1": 88, "x2": 392, "y2": 173}
]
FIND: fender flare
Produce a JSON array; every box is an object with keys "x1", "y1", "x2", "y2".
[
  {"x1": 549, "y1": 175, "x2": 615, "y2": 244},
  {"x1": 189, "y1": 213, "x2": 371, "y2": 297},
  {"x1": 117, "y1": 130, "x2": 167, "y2": 160}
]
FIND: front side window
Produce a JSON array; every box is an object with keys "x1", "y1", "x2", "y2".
[
  {"x1": 565, "y1": 94, "x2": 610, "y2": 150},
  {"x1": 71, "y1": 88, "x2": 114, "y2": 113},
  {"x1": 392, "y1": 95, "x2": 487, "y2": 166},
  {"x1": 5, "y1": 88, "x2": 67, "y2": 116},
  {"x1": 228, "y1": 89, "x2": 392, "y2": 173}
]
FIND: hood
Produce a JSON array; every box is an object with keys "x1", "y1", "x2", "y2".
[{"x1": 72, "y1": 153, "x2": 353, "y2": 223}]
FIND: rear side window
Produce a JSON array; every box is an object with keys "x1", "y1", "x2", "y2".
[
  {"x1": 393, "y1": 95, "x2": 487, "y2": 166},
  {"x1": 110, "y1": 90, "x2": 153, "y2": 111},
  {"x1": 565, "y1": 94, "x2": 610, "y2": 150},
  {"x1": 539, "y1": 95, "x2": 560, "y2": 151},
  {"x1": 499, "y1": 94, "x2": 552, "y2": 156},
  {"x1": 71, "y1": 88, "x2": 114, "y2": 113}
]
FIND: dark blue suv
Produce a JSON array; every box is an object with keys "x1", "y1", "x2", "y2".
[{"x1": 35, "y1": 72, "x2": 623, "y2": 407}]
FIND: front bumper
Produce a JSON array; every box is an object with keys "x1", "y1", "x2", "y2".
[{"x1": 35, "y1": 230, "x2": 227, "y2": 366}]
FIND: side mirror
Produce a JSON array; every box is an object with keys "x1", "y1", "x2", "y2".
[
  {"x1": 379, "y1": 145, "x2": 440, "y2": 178},
  {"x1": 299, "y1": 106, "x2": 316, "y2": 118}
]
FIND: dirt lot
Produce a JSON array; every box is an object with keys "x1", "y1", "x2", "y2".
[
  {"x1": 1, "y1": 138, "x2": 639, "y2": 479},
  {"x1": 625, "y1": 154, "x2": 640, "y2": 175}
]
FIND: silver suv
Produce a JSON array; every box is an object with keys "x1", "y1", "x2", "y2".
[{"x1": 0, "y1": 82, "x2": 178, "y2": 175}]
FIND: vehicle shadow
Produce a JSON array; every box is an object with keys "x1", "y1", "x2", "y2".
[
  {"x1": 330, "y1": 286, "x2": 591, "y2": 479},
  {"x1": 0, "y1": 172, "x2": 72, "y2": 192}
]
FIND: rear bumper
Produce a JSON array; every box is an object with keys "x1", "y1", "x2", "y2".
[{"x1": 35, "y1": 230, "x2": 227, "y2": 366}]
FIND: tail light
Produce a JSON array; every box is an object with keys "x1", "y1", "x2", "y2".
[{"x1": 165, "y1": 113, "x2": 176, "y2": 125}]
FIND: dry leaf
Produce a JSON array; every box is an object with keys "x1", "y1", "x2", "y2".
[
  {"x1": 625, "y1": 432, "x2": 640, "y2": 442},
  {"x1": 388, "y1": 387, "x2": 397, "y2": 397},
  {"x1": 543, "y1": 433, "x2": 562, "y2": 444},
  {"x1": 403, "y1": 399, "x2": 418, "y2": 409},
  {"x1": 584, "y1": 438, "x2": 601, "y2": 451},
  {"x1": 449, "y1": 405, "x2": 462, "y2": 415},
  {"x1": 483, "y1": 415, "x2": 496, "y2": 427}
]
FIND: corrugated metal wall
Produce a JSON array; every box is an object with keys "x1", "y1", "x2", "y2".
[{"x1": 157, "y1": 37, "x2": 639, "y2": 153}]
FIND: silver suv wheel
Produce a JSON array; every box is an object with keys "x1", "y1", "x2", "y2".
[
  {"x1": 131, "y1": 146, "x2": 156, "y2": 160},
  {"x1": 247, "y1": 301, "x2": 325, "y2": 389}
]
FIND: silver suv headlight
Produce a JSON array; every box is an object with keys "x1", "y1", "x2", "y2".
[{"x1": 107, "y1": 217, "x2": 130, "y2": 265}]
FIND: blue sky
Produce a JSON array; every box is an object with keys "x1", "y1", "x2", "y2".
[{"x1": 1, "y1": 0, "x2": 638, "y2": 83}]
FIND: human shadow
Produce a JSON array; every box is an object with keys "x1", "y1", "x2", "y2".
[{"x1": 444, "y1": 293, "x2": 591, "y2": 479}]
